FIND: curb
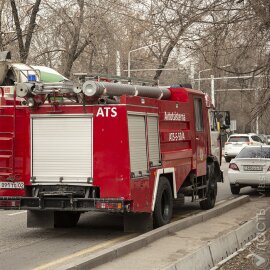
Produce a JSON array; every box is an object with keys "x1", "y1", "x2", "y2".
[
  {"x1": 55, "y1": 195, "x2": 249, "y2": 270},
  {"x1": 163, "y1": 205, "x2": 270, "y2": 270}
]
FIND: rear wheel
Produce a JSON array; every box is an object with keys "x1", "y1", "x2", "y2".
[
  {"x1": 54, "y1": 211, "x2": 81, "y2": 228},
  {"x1": 153, "y1": 176, "x2": 173, "y2": 227},
  {"x1": 230, "y1": 184, "x2": 240, "y2": 195},
  {"x1": 200, "y1": 163, "x2": 217, "y2": 210},
  {"x1": 225, "y1": 157, "x2": 231, "y2": 163}
]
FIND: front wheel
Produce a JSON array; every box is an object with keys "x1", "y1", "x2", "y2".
[
  {"x1": 200, "y1": 163, "x2": 217, "y2": 210},
  {"x1": 153, "y1": 176, "x2": 173, "y2": 227}
]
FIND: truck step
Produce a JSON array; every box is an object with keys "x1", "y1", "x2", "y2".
[{"x1": 196, "y1": 185, "x2": 208, "y2": 190}]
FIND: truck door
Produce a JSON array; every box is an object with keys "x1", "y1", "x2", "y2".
[{"x1": 194, "y1": 97, "x2": 207, "y2": 176}]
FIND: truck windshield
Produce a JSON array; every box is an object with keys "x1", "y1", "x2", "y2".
[{"x1": 228, "y1": 136, "x2": 249, "y2": 143}]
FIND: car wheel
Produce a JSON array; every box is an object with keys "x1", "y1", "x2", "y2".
[
  {"x1": 230, "y1": 184, "x2": 240, "y2": 195},
  {"x1": 153, "y1": 176, "x2": 173, "y2": 227},
  {"x1": 200, "y1": 163, "x2": 217, "y2": 210},
  {"x1": 225, "y1": 157, "x2": 231, "y2": 163}
]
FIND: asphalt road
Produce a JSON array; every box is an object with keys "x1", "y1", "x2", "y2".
[{"x1": 0, "y1": 159, "x2": 263, "y2": 270}]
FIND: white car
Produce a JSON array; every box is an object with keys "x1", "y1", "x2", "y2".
[
  {"x1": 228, "y1": 146, "x2": 270, "y2": 194},
  {"x1": 224, "y1": 133, "x2": 264, "y2": 162}
]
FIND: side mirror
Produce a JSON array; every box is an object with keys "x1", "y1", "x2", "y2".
[
  {"x1": 214, "y1": 111, "x2": 230, "y2": 130},
  {"x1": 223, "y1": 111, "x2": 230, "y2": 128}
]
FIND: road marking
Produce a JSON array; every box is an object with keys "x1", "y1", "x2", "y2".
[
  {"x1": 7, "y1": 210, "x2": 27, "y2": 216},
  {"x1": 33, "y1": 233, "x2": 136, "y2": 270}
]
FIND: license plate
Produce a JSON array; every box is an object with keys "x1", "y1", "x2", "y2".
[
  {"x1": 0, "y1": 182, "x2": 24, "y2": 189},
  {"x1": 243, "y1": 165, "x2": 263, "y2": 171},
  {"x1": 234, "y1": 143, "x2": 243, "y2": 147}
]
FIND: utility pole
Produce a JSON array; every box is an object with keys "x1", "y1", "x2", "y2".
[
  {"x1": 210, "y1": 75, "x2": 215, "y2": 107},
  {"x1": 190, "y1": 62, "x2": 195, "y2": 88},
  {"x1": 197, "y1": 65, "x2": 230, "y2": 91},
  {"x1": 255, "y1": 88, "x2": 259, "y2": 134},
  {"x1": 116, "y1": 51, "x2": 121, "y2": 77},
  {"x1": 128, "y1": 42, "x2": 161, "y2": 78},
  {"x1": 195, "y1": 75, "x2": 267, "y2": 133}
]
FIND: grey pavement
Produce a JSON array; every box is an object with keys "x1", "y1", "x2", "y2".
[
  {"x1": 93, "y1": 196, "x2": 270, "y2": 270},
  {"x1": 0, "y1": 158, "x2": 256, "y2": 270}
]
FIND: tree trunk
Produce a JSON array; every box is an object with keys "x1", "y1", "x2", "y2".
[
  {"x1": 0, "y1": 0, "x2": 6, "y2": 51},
  {"x1": 63, "y1": 0, "x2": 86, "y2": 78},
  {"x1": 10, "y1": 0, "x2": 41, "y2": 63},
  {"x1": 153, "y1": 40, "x2": 177, "y2": 82}
]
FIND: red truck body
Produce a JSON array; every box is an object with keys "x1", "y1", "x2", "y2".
[{"x1": 0, "y1": 67, "x2": 223, "y2": 231}]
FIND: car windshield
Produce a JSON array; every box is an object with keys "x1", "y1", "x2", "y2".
[
  {"x1": 237, "y1": 147, "x2": 270, "y2": 158},
  {"x1": 228, "y1": 136, "x2": 249, "y2": 143}
]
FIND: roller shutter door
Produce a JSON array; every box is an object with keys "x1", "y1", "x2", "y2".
[
  {"x1": 128, "y1": 115, "x2": 148, "y2": 177},
  {"x1": 147, "y1": 116, "x2": 160, "y2": 166},
  {"x1": 32, "y1": 116, "x2": 92, "y2": 183}
]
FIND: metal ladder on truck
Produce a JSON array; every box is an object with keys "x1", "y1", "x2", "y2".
[{"x1": 0, "y1": 87, "x2": 16, "y2": 181}]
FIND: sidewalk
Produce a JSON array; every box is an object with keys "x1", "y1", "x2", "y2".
[
  {"x1": 219, "y1": 230, "x2": 270, "y2": 270},
  {"x1": 94, "y1": 197, "x2": 270, "y2": 270}
]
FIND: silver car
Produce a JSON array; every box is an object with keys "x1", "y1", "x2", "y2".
[{"x1": 228, "y1": 146, "x2": 270, "y2": 194}]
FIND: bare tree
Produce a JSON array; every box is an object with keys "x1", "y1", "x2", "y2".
[
  {"x1": 0, "y1": 1, "x2": 5, "y2": 51},
  {"x1": 10, "y1": 0, "x2": 41, "y2": 63},
  {"x1": 61, "y1": 0, "x2": 90, "y2": 77},
  {"x1": 143, "y1": 0, "x2": 226, "y2": 82}
]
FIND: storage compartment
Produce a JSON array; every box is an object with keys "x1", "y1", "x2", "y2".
[{"x1": 32, "y1": 116, "x2": 92, "y2": 183}]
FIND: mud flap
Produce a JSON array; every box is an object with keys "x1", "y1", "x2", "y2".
[
  {"x1": 220, "y1": 170, "x2": 224, "y2": 182},
  {"x1": 124, "y1": 213, "x2": 153, "y2": 233},
  {"x1": 27, "y1": 210, "x2": 55, "y2": 228}
]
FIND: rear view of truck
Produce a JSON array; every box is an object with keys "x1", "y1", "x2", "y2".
[{"x1": 0, "y1": 52, "x2": 225, "y2": 232}]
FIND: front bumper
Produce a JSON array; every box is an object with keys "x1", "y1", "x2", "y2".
[{"x1": 0, "y1": 196, "x2": 130, "y2": 213}]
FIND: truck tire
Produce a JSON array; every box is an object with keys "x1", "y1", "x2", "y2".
[
  {"x1": 54, "y1": 211, "x2": 81, "y2": 228},
  {"x1": 230, "y1": 184, "x2": 240, "y2": 195},
  {"x1": 153, "y1": 176, "x2": 173, "y2": 227},
  {"x1": 200, "y1": 163, "x2": 217, "y2": 210}
]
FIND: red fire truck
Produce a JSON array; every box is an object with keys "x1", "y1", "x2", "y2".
[{"x1": 0, "y1": 52, "x2": 228, "y2": 232}]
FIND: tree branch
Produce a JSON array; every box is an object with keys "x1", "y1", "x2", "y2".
[{"x1": 24, "y1": 0, "x2": 42, "y2": 62}]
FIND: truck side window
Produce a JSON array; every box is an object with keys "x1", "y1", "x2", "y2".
[{"x1": 194, "y1": 98, "x2": 204, "y2": 131}]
